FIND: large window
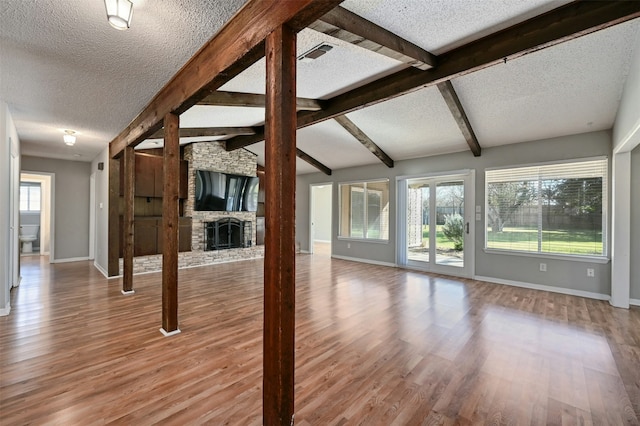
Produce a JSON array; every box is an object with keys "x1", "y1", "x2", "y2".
[
  {"x1": 339, "y1": 180, "x2": 389, "y2": 240},
  {"x1": 20, "y1": 183, "x2": 41, "y2": 212},
  {"x1": 485, "y1": 158, "x2": 607, "y2": 257}
]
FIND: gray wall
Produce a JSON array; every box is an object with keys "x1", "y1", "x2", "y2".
[
  {"x1": 92, "y1": 148, "x2": 110, "y2": 276},
  {"x1": 296, "y1": 130, "x2": 612, "y2": 296},
  {"x1": 21, "y1": 156, "x2": 91, "y2": 261},
  {"x1": 312, "y1": 185, "x2": 332, "y2": 242},
  {"x1": 631, "y1": 145, "x2": 640, "y2": 301}
]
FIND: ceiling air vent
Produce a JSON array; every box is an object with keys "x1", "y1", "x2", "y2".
[{"x1": 298, "y1": 43, "x2": 334, "y2": 63}]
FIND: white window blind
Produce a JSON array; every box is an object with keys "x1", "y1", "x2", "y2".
[
  {"x1": 339, "y1": 180, "x2": 389, "y2": 241},
  {"x1": 485, "y1": 158, "x2": 607, "y2": 256}
]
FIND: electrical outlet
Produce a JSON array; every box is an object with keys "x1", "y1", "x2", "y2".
[
  {"x1": 347, "y1": 243, "x2": 351, "y2": 249},
  {"x1": 587, "y1": 268, "x2": 595, "y2": 277},
  {"x1": 539, "y1": 263, "x2": 547, "y2": 272}
]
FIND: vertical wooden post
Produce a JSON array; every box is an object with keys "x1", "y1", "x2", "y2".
[
  {"x1": 263, "y1": 24, "x2": 296, "y2": 425},
  {"x1": 122, "y1": 146, "x2": 135, "y2": 294},
  {"x1": 108, "y1": 157, "x2": 120, "y2": 277},
  {"x1": 161, "y1": 112, "x2": 180, "y2": 336}
]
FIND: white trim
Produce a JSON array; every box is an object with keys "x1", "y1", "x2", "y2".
[
  {"x1": 613, "y1": 117, "x2": 640, "y2": 154},
  {"x1": 483, "y1": 249, "x2": 610, "y2": 264},
  {"x1": 299, "y1": 250, "x2": 311, "y2": 254},
  {"x1": 313, "y1": 239, "x2": 332, "y2": 244},
  {"x1": 337, "y1": 237, "x2": 389, "y2": 244},
  {"x1": 396, "y1": 169, "x2": 472, "y2": 181},
  {"x1": 160, "y1": 328, "x2": 181, "y2": 337},
  {"x1": 50, "y1": 256, "x2": 90, "y2": 264},
  {"x1": 630, "y1": 298, "x2": 640, "y2": 307},
  {"x1": 474, "y1": 275, "x2": 610, "y2": 301},
  {"x1": 121, "y1": 290, "x2": 135, "y2": 295},
  {"x1": 0, "y1": 304, "x2": 10, "y2": 316},
  {"x1": 331, "y1": 254, "x2": 396, "y2": 268},
  {"x1": 93, "y1": 261, "x2": 109, "y2": 278},
  {"x1": 89, "y1": 173, "x2": 95, "y2": 260},
  {"x1": 611, "y1": 152, "x2": 631, "y2": 308}
]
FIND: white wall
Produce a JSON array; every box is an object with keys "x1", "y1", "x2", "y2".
[
  {"x1": 21, "y1": 156, "x2": 92, "y2": 262},
  {"x1": 631, "y1": 145, "x2": 640, "y2": 302},
  {"x1": 92, "y1": 148, "x2": 110, "y2": 276},
  {"x1": 297, "y1": 130, "x2": 612, "y2": 297},
  {"x1": 0, "y1": 100, "x2": 20, "y2": 316}
]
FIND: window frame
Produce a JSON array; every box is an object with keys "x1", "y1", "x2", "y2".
[
  {"x1": 338, "y1": 178, "x2": 390, "y2": 242},
  {"x1": 20, "y1": 183, "x2": 42, "y2": 213},
  {"x1": 484, "y1": 157, "x2": 608, "y2": 261}
]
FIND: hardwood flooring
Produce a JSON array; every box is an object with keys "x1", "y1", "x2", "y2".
[{"x1": 1, "y1": 254, "x2": 639, "y2": 425}]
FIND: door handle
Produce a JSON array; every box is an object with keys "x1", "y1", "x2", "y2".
[{"x1": 465, "y1": 222, "x2": 469, "y2": 234}]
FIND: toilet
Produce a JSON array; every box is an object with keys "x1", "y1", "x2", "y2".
[{"x1": 19, "y1": 225, "x2": 39, "y2": 254}]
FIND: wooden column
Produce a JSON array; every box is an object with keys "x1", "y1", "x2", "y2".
[
  {"x1": 263, "y1": 24, "x2": 296, "y2": 425},
  {"x1": 108, "y1": 157, "x2": 120, "y2": 276},
  {"x1": 161, "y1": 112, "x2": 180, "y2": 336},
  {"x1": 122, "y1": 146, "x2": 135, "y2": 294}
]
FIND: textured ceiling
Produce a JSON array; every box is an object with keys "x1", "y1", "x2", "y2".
[{"x1": 1, "y1": 0, "x2": 639, "y2": 174}]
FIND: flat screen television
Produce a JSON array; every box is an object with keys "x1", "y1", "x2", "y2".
[{"x1": 195, "y1": 170, "x2": 259, "y2": 212}]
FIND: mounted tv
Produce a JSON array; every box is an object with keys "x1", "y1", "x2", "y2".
[{"x1": 195, "y1": 170, "x2": 259, "y2": 212}]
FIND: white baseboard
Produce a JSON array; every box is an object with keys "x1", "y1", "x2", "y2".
[
  {"x1": 50, "y1": 256, "x2": 90, "y2": 264},
  {"x1": 121, "y1": 290, "x2": 135, "y2": 295},
  {"x1": 160, "y1": 328, "x2": 181, "y2": 337},
  {"x1": 331, "y1": 254, "x2": 396, "y2": 268},
  {"x1": 299, "y1": 250, "x2": 311, "y2": 254},
  {"x1": 630, "y1": 298, "x2": 640, "y2": 307},
  {"x1": 474, "y1": 275, "x2": 610, "y2": 301},
  {"x1": 0, "y1": 304, "x2": 10, "y2": 316},
  {"x1": 93, "y1": 262, "x2": 109, "y2": 278}
]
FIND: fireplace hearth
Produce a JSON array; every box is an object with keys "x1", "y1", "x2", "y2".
[{"x1": 204, "y1": 218, "x2": 252, "y2": 251}]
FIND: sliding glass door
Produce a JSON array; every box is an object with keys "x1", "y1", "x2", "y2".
[{"x1": 399, "y1": 171, "x2": 474, "y2": 277}]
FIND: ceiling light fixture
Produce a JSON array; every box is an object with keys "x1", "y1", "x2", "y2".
[
  {"x1": 104, "y1": 0, "x2": 133, "y2": 30},
  {"x1": 298, "y1": 43, "x2": 333, "y2": 63},
  {"x1": 63, "y1": 130, "x2": 76, "y2": 146}
]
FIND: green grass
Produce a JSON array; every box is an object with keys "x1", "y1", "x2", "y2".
[
  {"x1": 486, "y1": 227, "x2": 602, "y2": 255},
  {"x1": 420, "y1": 225, "x2": 603, "y2": 255},
  {"x1": 422, "y1": 225, "x2": 460, "y2": 251}
]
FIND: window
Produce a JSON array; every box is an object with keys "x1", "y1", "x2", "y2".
[
  {"x1": 339, "y1": 180, "x2": 389, "y2": 240},
  {"x1": 20, "y1": 183, "x2": 41, "y2": 212},
  {"x1": 485, "y1": 158, "x2": 607, "y2": 257}
]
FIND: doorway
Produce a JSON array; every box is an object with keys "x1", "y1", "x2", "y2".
[
  {"x1": 310, "y1": 183, "x2": 332, "y2": 256},
  {"x1": 19, "y1": 172, "x2": 54, "y2": 261},
  {"x1": 397, "y1": 171, "x2": 474, "y2": 277}
]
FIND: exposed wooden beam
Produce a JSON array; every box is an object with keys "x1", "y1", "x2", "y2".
[
  {"x1": 107, "y1": 158, "x2": 120, "y2": 277},
  {"x1": 198, "y1": 91, "x2": 325, "y2": 111},
  {"x1": 109, "y1": 0, "x2": 343, "y2": 159},
  {"x1": 149, "y1": 127, "x2": 256, "y2": 139},
  {"x1": 296, "y1": 148, "x2": 332, "y2": 175},
  {"x1": 122, "y1": 146, "x2": 135, "y2": 294},
  {"x1": 436, "y1": 81, "x2": 481, "y2": 157},
  {"x1": 310, "y1": 6, "x2": 436, "y2": 70},
  {"x1": 161, "y1": 112, "x2": 180, "y2": 336},
  {"x1": 263, "y1": 24, "x2": 296, "y2": 426},
  {"x1": 334, "y1": 115, "x2": 394, "y2": 167},
  {"x1": 226, "y1": 1, "x2": 640, "y2": 152}
]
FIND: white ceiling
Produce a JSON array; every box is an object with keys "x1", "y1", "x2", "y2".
[{"x1": 1, "y1": 0, "x2": 638, "y2": 173}]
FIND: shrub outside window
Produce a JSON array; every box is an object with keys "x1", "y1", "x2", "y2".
[
  {"x1": 485, "y1": 158, "x2": 607, "y2": 257},
  {"x1": 339, "y1": 180, "x2": 389, "y2": 241}
]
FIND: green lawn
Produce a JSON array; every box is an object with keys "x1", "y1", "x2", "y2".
[
  {"x1": 486, "y1": 227, "x2": 602, "y2": 255},
  {"x1": 420, "y1": 225, "x2": 603, "y2": 255}
]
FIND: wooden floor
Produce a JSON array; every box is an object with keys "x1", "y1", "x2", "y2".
[{"x1": 2, "y1": 254, "x2": 639, "y2": 425}]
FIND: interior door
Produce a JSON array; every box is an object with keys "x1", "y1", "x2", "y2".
[{"x1": 399, "y1": 172, "x2": 474, "y2": 277}]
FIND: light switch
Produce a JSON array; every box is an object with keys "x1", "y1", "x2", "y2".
[
  {"x1": 475, "y1": 205, "x2": 481, "y2": 213},
  {"x1": 475, "y1": 213, "x2": 481, "y2": 221},
  {"x1": 99, "y1": 202, "x2": 103, "y2": 209}
]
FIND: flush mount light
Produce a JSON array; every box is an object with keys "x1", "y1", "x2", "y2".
[
  {"x1": 104, "y1": 0, "x2": 133, "y2": 30},
  {"x1": 298, "y1": 43, "x2": 334, "y2": 63},
  {"x1": 63, "y1": 130, "x2": 76, "y2": 146}
]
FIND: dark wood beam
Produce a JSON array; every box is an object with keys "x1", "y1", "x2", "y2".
[
  {"x1": 122, "y1": 146, "x2": 135, "y2": 294},
  {"x1": 198, "y1": 91, "x2": 325, "y2": 111},
  {"x1": 107, "y1": 158, "x2": 120, "y2": 277},
  {"x1": 334, "y1": 115, "x2": 394, "y2": 167},
  {"x1": 296, "y1": 148, "x2": 332, "y2": 175},
  {"x1": 226, "y1": 1, "x2": 640, "y2": 152},
  {"x1": 149, "y1": 127, "x2": 256, "y2": 139},
  {"x1": 436, "y1": 81, "x2": 481, "y2": 156},
  {"x1": 310, "y1": 6, "x2": 436, "y2": 70},
  {"x1": 161, "y1": 113, "x2": 180, "y2": 336},
  {"x1": 263, "y1": 24, "x2": 296, "y2": 425},
  {"x1": 109, "y1": 0, "x2": 343, "y2": 159}
]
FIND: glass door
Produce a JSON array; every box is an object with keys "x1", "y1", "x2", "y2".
[{"x1": 399, "y1": 172, "x2": 474, "y2": 277}]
